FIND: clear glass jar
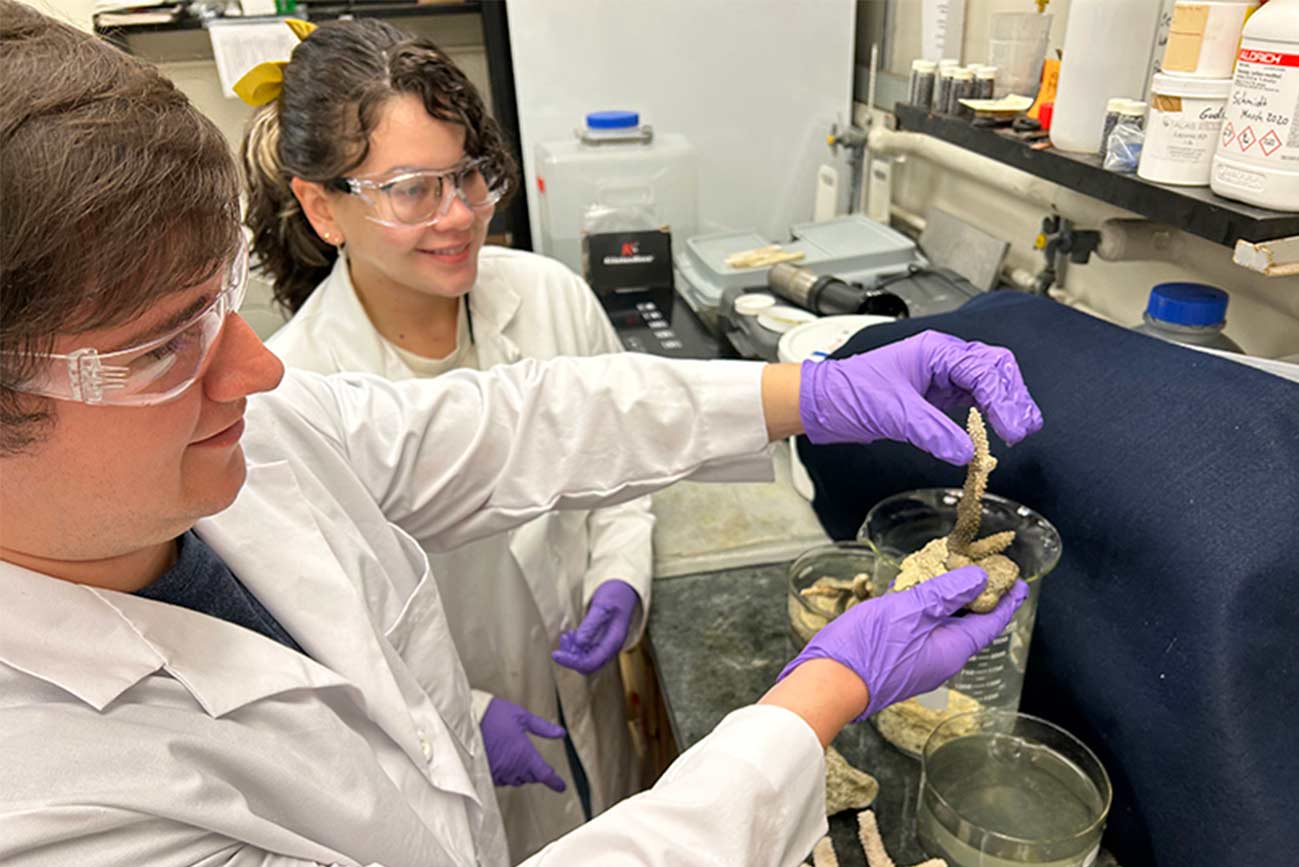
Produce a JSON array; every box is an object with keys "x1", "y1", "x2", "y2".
[{"x1": 786, "y1": 542, "x2": 880, "y2": 648}]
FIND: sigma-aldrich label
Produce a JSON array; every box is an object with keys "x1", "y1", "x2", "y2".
[
  {"x1": 1219, "y1": 46, "x2": 1299, "y2": 167},
  {"x1": 1212, "y1": 37, "x2": 1299, "y2": 211}
]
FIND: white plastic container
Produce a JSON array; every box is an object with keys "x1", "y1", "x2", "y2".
[
  {"x1": 1162, "y1": 0, "x2": 1260, "y2": 79},
  {"x1": 535, "y1": 111, "x2": 697, "y2": 277},
  {"x1": 1051, "y1": 0, "x2": 1163, "y2": 153},
  {"x1": 1139, "y1": 74, "x2": 1232, "y2": 184},
  {"x1": 1211, "y1": 0, "x2": 1299, "y2": 211}
]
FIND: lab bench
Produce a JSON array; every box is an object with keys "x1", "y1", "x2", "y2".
[{"x1": 645, "y1": 560, "x2": 1123, "y2": 867}]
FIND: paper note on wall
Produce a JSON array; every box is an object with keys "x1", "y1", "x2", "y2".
[
  {"x1": 922, "y1": 0, "x2": 967, "y2": 63},
  {"x1": 208, "y1": 19, "x2": 300, "y2": 99}
]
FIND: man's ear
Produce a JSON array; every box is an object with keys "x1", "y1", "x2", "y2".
[{"x1": 289, "y1": 177, "x2": 343, "y2": 245}]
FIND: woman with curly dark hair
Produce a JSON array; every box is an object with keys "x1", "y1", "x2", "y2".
[{"x1": 240, "y1": 19, "x2": 653, "y2": 858}]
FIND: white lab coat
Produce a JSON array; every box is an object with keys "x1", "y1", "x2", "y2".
[
  {"x1": 0, "y1": 357, "x2": 829, "y2": 866},
  {"x1": 267, "y1": 248, "x2": 651, "y2": 858}
]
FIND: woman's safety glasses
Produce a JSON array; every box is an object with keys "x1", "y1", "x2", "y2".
[
  {"x1": 328, "y1": 156, "x2": 507, "y2": 228},
  {"x1": 10, "y1": 237, "x2": 249, "y2": 406}
]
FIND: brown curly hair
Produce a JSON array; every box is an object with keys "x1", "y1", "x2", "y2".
[
  {"x1": 242, "y1": 18, "x2": 519, "y2": 315},
  {"x1": 0, "y1": 0, "x2": 241, "y2": 455}
]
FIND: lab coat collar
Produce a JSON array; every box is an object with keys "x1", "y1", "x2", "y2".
[
  {"x1": 0, "y1": 557, "x2": 353, "y2": 717},
  {"x1": 318, "y1": 248, "x2": 523, "y2": 376}
]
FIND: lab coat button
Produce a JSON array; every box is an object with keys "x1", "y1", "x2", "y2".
[{"x1": 417, "y1": 730, "x2": 432, "y2": 760}]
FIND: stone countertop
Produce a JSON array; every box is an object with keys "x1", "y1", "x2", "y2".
[{"x1": 647, "y1": 561, "x2": 1120, "y2": 867}]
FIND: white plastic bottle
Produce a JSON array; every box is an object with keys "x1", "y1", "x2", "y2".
[
  {"x1": 1210, "y1": 0, "x2": 1299, "y2": 211},
  {"x1": 1050, "y1": 0, "x2": 1163, "y2": 153},
  {"x1": 535, "y1": 111, "x2": 697, "y2": 277}
]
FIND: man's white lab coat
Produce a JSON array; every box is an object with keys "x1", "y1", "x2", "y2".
[
  {"x1": 0, "y1": 355, "x2": 827, "y2": 866},
  {"x1": 268, "y1": 249, "x2": 651, "y2": 857}
]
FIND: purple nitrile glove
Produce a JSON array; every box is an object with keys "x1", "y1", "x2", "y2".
[
  {"x1": 480, "y1": 697, "x2": 567, "y2": 792},
  {"x1": 551, "y1": 579, "x2": 641, "y2": 675},
  {"x1": 799, "y1": 330, "x2": 1044, "y2": 465},
  {"x1": 779, "y1": 566, "x2": 1029, "y2": 720}
]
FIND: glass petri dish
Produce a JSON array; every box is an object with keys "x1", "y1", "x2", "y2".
[{"x1": 918, "y1": 710, "x2": 1112, "y2": 867}]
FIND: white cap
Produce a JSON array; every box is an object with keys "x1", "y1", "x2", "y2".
[
  {"x1": 912, "y1": 59, "x2": 938, "y2": 72},
  {"x1": 939, "y1": 58, "x2": 960, "y2": 68},
  {"x1": 1150, "y1": 73, "x2": 1233, "y2": 100},
  {"x1": 1119, "y1": 99, "x2": 1148, "y2": 116},
  {"x1": 1106, "y1": 97, "x2": 1127, "y2": 112},
  {"x1": 734, "y1": 293, "x2": 777, "y2": 316},
  {"x1": 953, "y1": 68, "x2": 975, "y2": 80},
  {"x1": 976, "y1": 66, "x2": 997, "y2": 79}
]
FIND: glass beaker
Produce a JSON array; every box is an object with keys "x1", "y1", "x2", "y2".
[
  {"x1": 859, "y1": 489, "x2": 1061, "y2": 755},
  {"x1": 918, "y1": 710, "x2": 1111, "y2": 867},
  {"x1": 988, "y1": 12, "x2": 1054, "y2": 98},
  {"x1": 786, "y1": 542, "x2": 880, "y2": 648}
]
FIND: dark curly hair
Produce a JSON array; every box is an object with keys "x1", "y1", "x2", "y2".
[{"x1": 242, "y1": 18, "x2": 518, "y2": 314}]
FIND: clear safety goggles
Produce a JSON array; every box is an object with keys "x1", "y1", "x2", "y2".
[
  {"x1": 8, "y1": 237, "x2": 248, "y2": 406},
  {"x1": 328, "y1": 156, "x2": 507, "y2": 228}
]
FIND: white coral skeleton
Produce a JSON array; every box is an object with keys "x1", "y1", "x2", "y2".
[
  {"x1": 891, "y1": 408, "x2": 1020, "y2": 613},
  {"x1": 802, "y1": 810, "x2": 947, "y2": 867},
  {"x1": 797, "y1": 408, "x2": 1020, "y2": 618}
]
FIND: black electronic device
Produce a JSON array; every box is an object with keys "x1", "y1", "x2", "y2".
[{"x1": 603, "y1": 291, "x2": 723, "y2": 360}]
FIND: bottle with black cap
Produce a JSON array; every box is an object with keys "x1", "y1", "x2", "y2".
[{"x1": 1133, "y1": 282, "x2": 1243, "y2": 353}]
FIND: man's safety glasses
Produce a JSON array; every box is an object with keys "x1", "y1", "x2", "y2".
[
  {"x1": 9, "y1": 237, "x2": 249, "y2": 406},
  {"x1": 327, "y1": 156, "x2": 507, "y2": 228}
]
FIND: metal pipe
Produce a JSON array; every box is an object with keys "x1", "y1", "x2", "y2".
[
  {"x1": 867, "y1": 125, "x2": 1062, "y2": 210},
  {"x1": 1096, "y1": 219, "x2": 1184, "y2": 262}
]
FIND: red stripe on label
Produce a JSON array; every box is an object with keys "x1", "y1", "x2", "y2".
[{"x1": 1237, "y1": 49, "x2": 1299, "y2": 67}]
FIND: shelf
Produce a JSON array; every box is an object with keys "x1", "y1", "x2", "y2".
[
  {"x1": 893, "y1": 103, "x2": 1299, "y2": 248},
  {"x1": 95, "y1": 1, "x2": 481, "y2": 39}
]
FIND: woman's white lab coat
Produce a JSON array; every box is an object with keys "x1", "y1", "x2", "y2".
[
  {"x1": 0, "y1": 356, "x2": 827, "y2": 866},
  {"x1": 267, "y1": 248, "x2": 651, "y2": 858}
]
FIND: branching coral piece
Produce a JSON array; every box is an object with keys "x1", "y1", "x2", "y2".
[
  {"x1": 947, "y1": 408, "x2": 996, "y2": 558},
  {"x1": 967, "y1": 530, "x2": 1015, "y2": 559},
  {"x1": 857, "y1": 810, "x2": 948, "y2": 867},
  {"x1": 857, "y1": 809, "x2": 896, "y2": 867},
  {"x1": 892, "y1": 409, "x2": 1020, "y2": 614},
  {"x1": 812, "y1": 836, "x2": 840, "y2": 867}
]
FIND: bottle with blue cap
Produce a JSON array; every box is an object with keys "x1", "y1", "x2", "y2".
[{"x1": 1133, "y1": 282, "x2": 1243, "y2": 353}]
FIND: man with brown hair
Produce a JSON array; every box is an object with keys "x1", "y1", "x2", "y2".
[{"x1": 0, "y1": 3, "x2": 1040, "y2": 864}]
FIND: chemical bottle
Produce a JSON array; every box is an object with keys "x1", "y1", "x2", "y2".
[
  {"x1": 1133, "y1": 282, "x2": 1244, "y2": 352},
  {"x1": 1210, "y1": 0, "x2": 1299, "y2": 211},
  {"x1": 1050, "y1": 0, "x2": 1163, "y2": 153}
]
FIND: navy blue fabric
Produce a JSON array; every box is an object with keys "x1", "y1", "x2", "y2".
[
  {"x1": 797, "y1": 292, "x2": 1299, "y2": 867},
  {"x1": 136, "y1": 531, "x2": 305, "y2": 656}
]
